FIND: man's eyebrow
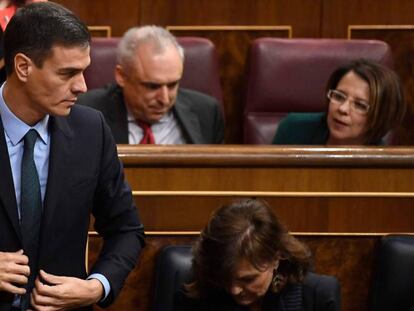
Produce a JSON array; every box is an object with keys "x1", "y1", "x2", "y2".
[
  {"x1": 167, "y1": 80, "x2": 180, "y2": 86},
  {"x1": 57, "y1": 67, "x2": 84, "y2": 74},
  {"x1": 141, "y1": 79, "x2": 180, "y2": 85}
]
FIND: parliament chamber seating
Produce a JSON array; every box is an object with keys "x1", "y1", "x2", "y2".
[
  {"x1": 176, "y1": 37, "x2": 223, "y2": 104},
  {"x1": 152, "y1": 245, "x2": 193, "y2": 311},
  {"x1": 84, "y1": 37, "x2": 119, "y2": 89},
  {"x1": 86, "y1": 146, "x2": 414, "y2": 311},
  {"x1": 151, "y1": 244, "x2": 345, "y2": 311},
  {"x1": 243, "y1": 38, "x2": 393, "y2": 144},
  {"x1": 84, "y1": 37, "x2": 223, "y2": 104},
  {"x1": 370, "y1": 235, "x2": 414, "y2": 311}
]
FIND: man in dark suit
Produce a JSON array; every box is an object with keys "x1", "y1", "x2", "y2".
[
  {"x1": 0, "y1": 3, "x2": 145, "y2": 310},
  {"x1": 77, "y1": 26, "x2": 224, "y2": 144}
]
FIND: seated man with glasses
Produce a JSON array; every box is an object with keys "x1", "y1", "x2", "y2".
[
  {"x1": 272, "y1": 59, "x2": 406, "y2": 145},
  {"x1": 77, "y1": 26, "x2": 224, "y2": 145}
]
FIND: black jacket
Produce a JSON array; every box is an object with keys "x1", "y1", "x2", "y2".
[{"x1": 174, "y1": 273, "x2": 340, "y2": 311}]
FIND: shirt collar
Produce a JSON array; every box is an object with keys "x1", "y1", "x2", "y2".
[
  {"x1": 0, "y1": 82, "x2": 49, "y2": 146},
  {"x1": 127, "y1": 109, "x2": 173, "y2": 125}
]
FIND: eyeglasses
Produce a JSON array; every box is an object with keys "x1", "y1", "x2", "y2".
[{"x1": 327, "y1": 89, "x2": 370, "y2": 115}]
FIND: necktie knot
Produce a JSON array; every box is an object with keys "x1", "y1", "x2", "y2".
[
  {"x1": 137, "y1": 121, "x2": 155, "y2": 144},
  {"x1": 24, "y1": 129, "x2": 38, "y2": 152}
]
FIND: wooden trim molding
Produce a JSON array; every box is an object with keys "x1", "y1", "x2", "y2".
[
  {"x1": 132, "y1": 190, "x2": 414, "y2": 198},
  {"x1": 117, "y1": 145, "x2": 414, "y2": 167},
  {"x1": 88, "y1": 25, "x2": 112, "y2": 37},
  {"x1": 347, "y1": 24, "x2": 414, "y2": 39},
  {"x1": 167, "y1": 25, "x2": 293, "y2": 38}
]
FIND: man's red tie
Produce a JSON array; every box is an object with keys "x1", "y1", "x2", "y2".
[{"x1": 138, "y1": 121, "x2": 155, "y2": 144}]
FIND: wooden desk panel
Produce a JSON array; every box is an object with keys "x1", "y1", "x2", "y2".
[
  {"x1": 119, "y1": 145, "x2": 414, "y2": 233},
  {"x1": 135, "y1": 196, "x2": 414, "y2": 232}
]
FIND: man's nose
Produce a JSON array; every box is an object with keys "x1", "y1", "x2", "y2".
[
  {"x1": 72, "y1": 73, "x2": 87, "y2": 94},
  {"x1": 156, "y1": 85, "x2": 170, "y2": 104}
]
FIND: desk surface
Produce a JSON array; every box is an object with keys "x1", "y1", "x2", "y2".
[{"x1": 116, "y1": 145, "x2": 414, "y2": 233}]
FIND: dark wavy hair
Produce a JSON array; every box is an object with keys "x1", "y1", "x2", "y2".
[
  {"x1": 325, "y1": 59, "x2": 406, "y2": 144},
  {"x1": 185, "y1": 199, "x2": 311, "y2": 298},
  {"x1": 4, "y1": 2, "x2": 90, "y2": 75}
]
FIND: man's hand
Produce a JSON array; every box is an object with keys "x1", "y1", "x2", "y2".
[
  {"x1": 30, "y1": 270, "x2": 104, "y2": 311},
  {"x1": 0, "y1": 249, "x2": 29, "y2": 294}
]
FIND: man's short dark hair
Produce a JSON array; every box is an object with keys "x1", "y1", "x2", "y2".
[{"x1": 4, "y1": 2, "x2": 91, "y2": 75}]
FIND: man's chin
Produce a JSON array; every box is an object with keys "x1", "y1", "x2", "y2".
[
  {"x1": 51, "y1": 107, "x2": 72, "y2": 117},
  {"x1": 147, "y1": 115, "x2": 165, "y2": 123}
]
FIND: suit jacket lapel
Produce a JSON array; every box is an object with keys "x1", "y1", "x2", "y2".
[
  {"x1": 174, "y1": 95, "x2": 203, "y2": 144},
  {"x1": 0, "y1": 117, "x2": 21, "y2": 240},
  {"x1": 42, "y1": 116, "x2": 73, "y2": 229},
  {"x1": 105, "y1": 85, "x2": 128, "y2": 144}
]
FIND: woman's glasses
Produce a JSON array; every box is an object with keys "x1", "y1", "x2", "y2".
[{"x1": 327, "y1": 89, "x2": 370, "y2": 115}]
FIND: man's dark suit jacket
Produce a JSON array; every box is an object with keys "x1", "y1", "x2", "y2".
[
  {"x1": 0, "y1": 105, "x2": 145, "y2": 310},
  {"x1": 77, "y1": 84, "x2": 225, "y2": 144}
]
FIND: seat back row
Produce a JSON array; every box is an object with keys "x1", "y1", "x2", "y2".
[
  {"x1": 153, "y1": 235, "x2": 414, "y2": 311},
  {"x1": 84, "y1": 37, "x2": 392, "y2": 144}
]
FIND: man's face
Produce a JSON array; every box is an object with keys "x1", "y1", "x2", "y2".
[
  {"x1": 24, "y1": 45, "x2": 90, "y2": 124},
  {"x1": 116, "y1": 43, "x2": 183, "y2": 124}
]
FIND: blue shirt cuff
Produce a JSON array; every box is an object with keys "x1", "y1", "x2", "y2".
[{"x1": 88, "y1": 273, "x2": 111, "y2": 301}]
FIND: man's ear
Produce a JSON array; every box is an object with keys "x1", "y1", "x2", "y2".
[
  {"x1": 114, "y1": 65, "x2": 126, "y2": 87},
  {"x1": 14, "y1": 53, "x2": 33, "y2": 82}
]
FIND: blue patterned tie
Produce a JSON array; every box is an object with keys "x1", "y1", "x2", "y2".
[{"x1": 20, "y1": 129, "x2": 42, "y2": 310}]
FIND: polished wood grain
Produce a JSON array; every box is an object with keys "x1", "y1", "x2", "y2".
[
  {"x1": 322, "y1": 0, "x2": 414, "y2": 38},
  {"x1": 168, "y1": 27, "x2": 290, "y2": 143},
  {"x1": 139, "y1": 0, "x2": 321, "y2": 37},
  {"x1": 134, "y1": 196, "x2": 414, "y2": 232},
  {"x1": 52, "y1": 0, "x2": 414, "y2": 39},
  {"x1": 118, "y1": 144, "x2": 414, "y2": 166},
  {"x1": 88, "y1": 26, "x2": 112, "y2": 38},
  {"x1": 89, "y1": 232, "x2": 386, "y2": 311},
  {"x1": 53, "y1": 0, "x2": 139, "y2": 36},
  {"x1": 117, "y1": 145, "x2": 414, "y2": 233},
  {"x1": 349, "y1": 26, "x2": 414, "y2": 145}
]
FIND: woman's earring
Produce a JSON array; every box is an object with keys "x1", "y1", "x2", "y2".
[{"x1": 271, "y1": 269, "x2": 283, "y2": 292}]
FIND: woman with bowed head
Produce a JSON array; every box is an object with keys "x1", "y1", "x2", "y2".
[{"x1": 175, "y1": 199, "x2": 340, "y2": 311}]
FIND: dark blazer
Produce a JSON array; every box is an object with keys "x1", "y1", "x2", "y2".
[
  {"x1": 174, "y1": 273, "x2": 341, "y2": 311},
  {"x1": 77, "y1": 83, "x2": 225, "y2": 144},
  {"x1": 0, "y1": 105, "x2": 145, "y2": 310},
  {"x1": 272, "y1": 112, "x2": 383, "y2": 145},
  {"x1": 272, "y1": 112, "x2": 329, "y2": 145}
]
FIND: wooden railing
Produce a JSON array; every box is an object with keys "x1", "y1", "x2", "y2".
[
  {"x1": 90, "y1": 145, "x2": 414, "y2": 310},
  {"x1": 118, "y1": 145, "x2": 414, "y2": 233}
]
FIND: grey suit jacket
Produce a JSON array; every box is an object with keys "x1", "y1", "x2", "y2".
[
  {"x1": 0, "y1": 105, "x2": 145, "y2": 310},
  {"x1": 77, "y1": 84, "x2": 225, "y2": 144}
]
